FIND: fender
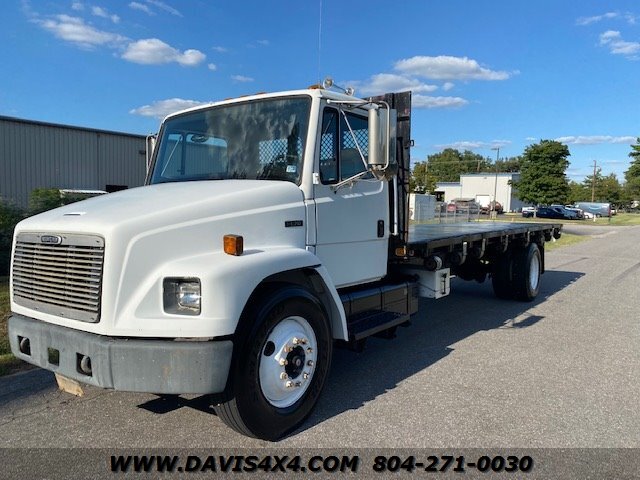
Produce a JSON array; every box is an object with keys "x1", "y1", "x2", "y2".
[{"x1": 112, "y1": 246, "x2": 347, "y2": 339}]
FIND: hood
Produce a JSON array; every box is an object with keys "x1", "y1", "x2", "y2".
[
  {"x1": 12, "y1": 179, "x2": 309, "y2": 336},
  {"x1": 17, "y1": 180, "x2": 305, "y2": 236}
]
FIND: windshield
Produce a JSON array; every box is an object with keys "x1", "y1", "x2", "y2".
[{"x1": 149, "y1": 96, "x2": 311, "y2": 185}]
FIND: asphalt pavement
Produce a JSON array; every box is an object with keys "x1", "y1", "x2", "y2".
[{"x1": 0, "y1": 224, "x2": 638, "y2": 475}]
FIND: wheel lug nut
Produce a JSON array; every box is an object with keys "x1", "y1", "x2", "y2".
[
  {"x1": 303, "y1": 372, "x2": 309, "y2": 379},
  {"x1": 300, "y1": 338, "x2": 308, "y2": 345},
  {"x1": 295, "y1": 381, "x2": 301, "y2": 387},
  {"x1": 306, "y1": 347, "x2": 313, "y2": 353},
  {"x1": 284, "y1": 346, "x2": 293, "y2": 353},
  {"x1": 285, "y1": 381, "x2": 294, "y2": 388},
  {"x1": 307, "y1": 360, "x2": 314, "y2": 366},
  {"x1": 280, "y1": 372, "x2": 288, "y2": 380},
  {"x1": 279, "y1": 358, "x2": 288, "y2": 366},
  {"x1": 292, "y1": 337, "x2": 300, "y2": 345}
]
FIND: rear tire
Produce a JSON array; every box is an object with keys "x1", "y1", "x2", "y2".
[
  {"x1": 511, "y1": 243, "x2": 541, "y2": 301},
  {"x1": 215, "y1": 288, "x2": 332, "y2": 441},
  {"x1": 491, "y1": 251, "x2": 514, "y2": 299}
]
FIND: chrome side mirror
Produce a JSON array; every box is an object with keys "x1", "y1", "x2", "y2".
[{"x1": 368, "y1": 105, "x2": 397, "y2": 178}]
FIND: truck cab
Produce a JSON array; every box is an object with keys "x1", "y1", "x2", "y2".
[{"x1": 9, "y1": 87, "x2": 412, "y2": 440}]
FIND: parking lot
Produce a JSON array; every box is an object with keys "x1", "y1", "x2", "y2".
[{"x1": 1, "y1": 224, "x2": 638, "y2": 475}]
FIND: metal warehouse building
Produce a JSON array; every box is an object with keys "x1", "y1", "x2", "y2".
[{"x1": 0, "y1": 115, "x2": 148, "y2": 209}]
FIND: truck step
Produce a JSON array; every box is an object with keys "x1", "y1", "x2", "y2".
[{"x1": 347, "y1": 311, "x2": 410, "y2": 342}]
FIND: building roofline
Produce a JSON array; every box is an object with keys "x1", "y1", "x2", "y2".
[{"x1": 0, "y1": 115, "x2": 147, "y2": 139}]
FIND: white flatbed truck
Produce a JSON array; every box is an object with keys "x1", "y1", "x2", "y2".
[{"x1": 8, "y1": 87, "x2": 561, "y2": 440}]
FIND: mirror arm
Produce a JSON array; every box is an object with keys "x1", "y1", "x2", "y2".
[{"x1": 330, "y1": 170, "x2": 371, "y2": 193}]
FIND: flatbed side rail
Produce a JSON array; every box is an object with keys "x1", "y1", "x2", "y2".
[{"x1": 396, "y1": 222, "x2": 562, "y2": 264}]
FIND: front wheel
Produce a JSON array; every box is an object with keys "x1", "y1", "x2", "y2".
[{"x1": 215, "y1": 290, "x2": 332, "y2": 440}]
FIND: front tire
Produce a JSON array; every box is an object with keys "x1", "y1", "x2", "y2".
[{"x1": 215, "y1": 289, "x2": 332, "y2": 440}]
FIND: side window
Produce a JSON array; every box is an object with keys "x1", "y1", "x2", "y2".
[
  {"x1": 319, "y1": 109, "x2": 369, "y2": 184},
  {"x1": 320, "y1": 109, "x2": 338, "y2": 183},
  {"x1": 339, "y1": 113, "x2": 368, "y2": 180}
]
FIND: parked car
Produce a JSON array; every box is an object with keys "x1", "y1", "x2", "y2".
[
  {"x1": 536, "y1": 206, "x2": 579, "y2": 220},
  {"x1": 564, "y1": 205, "x2": 584, "y2": 219},
  {"x1": 480, "y1": 201, "x2": 503, "y2": 214},
  {"x1": 450, "y1": 198, "x2": 480, "y2": 214},
  {"x1": 535, "y1": 207, "x2": 565, "y2": 219},
  {"x1": 551, "y1": 205, "x2": 582, "y2": 220},
  {"x1": 521, "y1": 206, "x2": 536, "y2": 218}
]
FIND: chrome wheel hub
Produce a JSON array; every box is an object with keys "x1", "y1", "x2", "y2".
[{"x1": 258, "y1": 316, "x2": 317, "y2": 408}]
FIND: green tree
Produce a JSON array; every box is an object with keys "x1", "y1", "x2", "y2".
[
  {"x1": 582, "y1": 169, "x2": 622, "y2": 204},
  {"x1": 411, "y1": 149, "x2": 493, "y2": 193},
  {"x1": 426, "y1": 149, "x2": 492, "y2": 182},
  {"x1": 495, "y1": 156, "x2": 522, "y2": 173},
  {"x1": 624, "y1": 138, "x2": 640, "y2": 202},
  {"x1": 512, "y1": 140, "x2": 571, "y2": 205},
  {"x1": 410, "y1": 161, "x2": 437, "y2": 193},
  {"x1": 567, "y1": 180, "x2": 589, "y2": 204}
]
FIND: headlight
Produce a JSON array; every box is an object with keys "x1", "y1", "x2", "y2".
[{"x1": 163, "y1": 278, "x2": 201, "y2": 315}]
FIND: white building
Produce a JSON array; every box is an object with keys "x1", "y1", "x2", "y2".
[{"x1": 435, "y1": 172, "x2": 525, "y2": 213}]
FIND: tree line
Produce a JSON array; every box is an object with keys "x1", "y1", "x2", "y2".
[{"x1": 411, "y1": 138, "x2": 640, "y2": 207}]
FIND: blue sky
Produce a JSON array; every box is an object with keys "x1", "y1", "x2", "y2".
[{"x1": 1, "y1": 0, "x2": 638, "y2": 182}]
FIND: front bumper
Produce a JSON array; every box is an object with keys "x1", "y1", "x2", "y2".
[{"x1": 8, "y1": 314, "x2": 233, "y2": 394}]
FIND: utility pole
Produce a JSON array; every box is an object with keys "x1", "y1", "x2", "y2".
[
  {"x1": 591, "y1": 160, "x2": 597, "y2": 202},
  {"x1": 491, "y1": 147, "x2": 500, "y2": 218}
]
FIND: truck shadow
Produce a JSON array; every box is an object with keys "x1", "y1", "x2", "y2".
[
  {"x1": 137, "y1": 270, "x2": 583, "y2": 433},
  {"x1": 304, "y1": 269, "x2": 583, "y2": 432}
]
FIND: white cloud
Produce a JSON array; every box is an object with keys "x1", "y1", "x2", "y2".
[
  {"x1": 91, "y1": 6, "x2": 120, "y2": 23},
  {"x1": 130, "y1": 98, "x2": 208, "y2": 118},
  {"x1": 129, "y1": 2, "x2": 154, "y2": 15},
  {"x1": 212, "y1": 46, "x2": 228, "y2": 53},
  {"x1": 599, "y1": 30, "x2": 640, "y2": 56},
  {"x1": 231, "y1": 75, "x2": 254, "y2": 82},
  {"x1": 207, "y1": 63, "x2": 217, "y2": 71},
  {"x1": 525, "y1": 137, "x2": 538, "y2": 141},
  {"x1": 71, "y1": 2, "x2": 84, "y2": 11},
  {"x1": 395, "y1": 55, "x2": 513, "y2": 81},
  {"x1": 122, "y1": 38, "x2": 206, "y2": 66},
  {"x1": 434, "y1": 140, "x2": 511, "y2": 150},
  {"x1": 412, "y1": 94, "x2": 468, "y2": 109},
  {"x1": 145, "y1": 0, "x2": 182, "y2": 17},
  {"x1": 576, "y1": 11, "x2": 638, "y2": 26},
  {"x1": 442, "y1": 82, "x2": 455, "y2": 91},
  {"x1": 555, "y1": 135, "x2": 636, "y2": 145},
  {"x1": 353, "y1": 73, "x2": 438, "y2": 96},
  {"x1": 35, "y1": 14, "x2": 126, "y2": 49},
  {"x1": 257, "y1": 39, "x2": 270, "y2": 46},
  {"x1": 576, "y1": 12, "x2": 619, "y2": 26}
]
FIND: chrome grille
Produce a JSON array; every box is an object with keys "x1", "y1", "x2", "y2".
[{"x1": 12, "y1": 233, "x2": 105, "y2": 322}]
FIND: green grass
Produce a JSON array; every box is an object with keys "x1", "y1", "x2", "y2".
[
  {"x1": 544, "y1": 233, "x2": 586, "y2": 251},
  {"x1": 606, "y1": 213, "x2": 640, "y2": 226}
]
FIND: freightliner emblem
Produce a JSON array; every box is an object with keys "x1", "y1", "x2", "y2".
[{"x1": 40, "y1": 235, "x2": 63, "y2": 245}]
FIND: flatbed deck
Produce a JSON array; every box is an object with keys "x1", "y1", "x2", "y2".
[{"x1": 407, "y1": 221, "x2": 562, "y2": 253}]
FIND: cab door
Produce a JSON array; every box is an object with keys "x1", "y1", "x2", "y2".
[{"x1": 312, "y1": 107, "x2": 389, "y2": 288}]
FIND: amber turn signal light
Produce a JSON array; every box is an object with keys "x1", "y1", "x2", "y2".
[{"x1": 223, "y1": 234, "x2": 244, "y2": 256}]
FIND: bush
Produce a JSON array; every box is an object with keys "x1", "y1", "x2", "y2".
[
  {"x1": 28, "y1": 188, "x2": 64, "y2": 216},
  {"x1": 0, "y1": 200, "x2": 25, "y2": 276}
]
